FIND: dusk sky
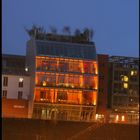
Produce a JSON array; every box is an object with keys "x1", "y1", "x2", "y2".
[{"x1": 2, "y1": 0, "x2": 139, "y2": 57}]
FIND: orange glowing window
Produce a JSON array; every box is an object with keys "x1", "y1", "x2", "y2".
[
  {"x1": 42, "y1": 81, "x2": 47, "y2": 86},
  {"x1": 121, "y1": 116, "x2": 125, "y2": 121},
  {"x1": 115, "y1": 115, "x2": 119, "y2": 121}
]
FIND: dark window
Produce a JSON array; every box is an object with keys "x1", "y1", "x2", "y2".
[
  {"x1": 99, "y1": 63, "x2": 105, "y2": 67},
  {"x1": 18, "y1": 91, "x2": 23, "y2": 99},
  {"x1": 36, "y1": 41, "x2": 96, "y2": 59},
  {"x1": 19, "y1": 81, "x2": 23, "y2": 87},
  {"x1": 57, "y1": 91, "x2": 67, "y2": 102},
  {"x1": 3, "y1": 77, "x2": 8, "y2": 86},
  {"x1": 99, "y1": 89, "x2": 104, "y2": 93},
  {"x1": 99, "y1": 75, "x2": 104, "y2": 80},
  {"x1": 2, "y1": 90, "x2": 7, "y2": 98}
]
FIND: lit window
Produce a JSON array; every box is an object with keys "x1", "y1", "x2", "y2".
[
  {"x1": 42, "y1": 81, "x2": 46, "y2": 86},
  {"x1": 93, "y1": 101, "x2": 96, "y2": 105},
  {"x1": 131, "y1": 71, "x2": 134, "y2": 76},
  {"x1": 115, "y1": 115, "x2": 119, "y2": 121},
  {"x1": 131, "y1": 70, "x2": 137, "y2": 76},
  {"x1": 95, "y1": 114, "x2": 98, "y2": 120},
  {"x1": 71, "y1": 85, "x2": 74, "y2": 88},
  {"x1": 123, "y1": 83, "x2": 128, "y2": 88},
  {"x1": 123, "y1": 76, "x2": 128, "y2": 82},
  {"x1": 121, "y1": 75, "x2": 129, "y2": 82},
  {"x1": 121, "y1": 116, "x2": 125, "y2": 121}
]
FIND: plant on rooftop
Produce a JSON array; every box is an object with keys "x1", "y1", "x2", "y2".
[{"x1": 25, "y1": 25, "x2": 94, "y2": 43}]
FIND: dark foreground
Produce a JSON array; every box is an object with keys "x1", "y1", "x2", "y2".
[{"x1": 2, "y1": 118, "x2": 139, "y2": 140}]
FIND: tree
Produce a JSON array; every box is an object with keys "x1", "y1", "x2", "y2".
[
  {"x1": 83, "y1": 28, "x2": 94, "y2": 41},
  {"x1": 25, "y1": 25, "x2": 46, "y2": 39},
  {"x1": 83, "y1": 28, "x2": 90, "y2": 41},
  {"x1": 74, "y1": 29, "x2": 81, "y2": 36},
  {"x1": 89, "y1": 28, "x2": 94, "y2": 41},
  {"x1": 63, "y1": 26, "x2": 71, "y2": 35}
]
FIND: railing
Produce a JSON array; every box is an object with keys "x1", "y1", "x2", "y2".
[
  {"x1": 36, "y1": 67, "x2": 97, "y2": 75},
  {"x1": 33, "y1": 103, "x2": 96, "y2": 122},
  {"x1": 35, "y1": 84, "x2": 96, "y2": 91}
]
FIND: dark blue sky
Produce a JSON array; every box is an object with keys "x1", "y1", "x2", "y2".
[{"x1": 2, "y1": 0, "x2": 139, "y2": 57}]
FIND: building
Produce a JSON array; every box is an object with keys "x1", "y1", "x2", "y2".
[
  {"x1": 2, "y1": 27, "x2": 139, "y2": 123},
  {"x1": 108, "y1": 56, "x2": 139, "y2": 123},
  {"x1": 96, "y1": 54, "x2": 109, "y2": 122},
  {"x1": 26, "y1": 27, "x2": 98, "y2": 121},
  {"x1": 2, "y1": 54, "x2": 30, "y2": 118}
]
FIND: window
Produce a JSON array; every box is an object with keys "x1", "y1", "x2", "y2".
[
  {"x1": 57, "y1": 91, "x2": 67, "y2": 102},
  {"x1": 18, "y1": 91, "x2": 23, "y2": 99},
  {"x1": 123, "y1": 76, "x2": 128, "y2": 82},
  {"x1": 123, "y1": 83, "x2": 128, "y2": 89},
  {"x1": 3, "y1": 77, "x2": 8, "y2": 86},
  {"x1": 19, "y1": 78, "x2": 23, "y2": 87},
  {"x1": 2, "y1": 90, "x2": 7, "y2": 98},
  {"x1": 40, "y1": 91, "x2": 46, "y2": 101},
  {"x1": 99, "y1": 89, "x2": 104, "y2": 93},
  {"x1": 19, "y1": 81, "x2": 23, "y2": 87},
  {"x1": 99, "y1": 75, "x2": 104, "y2": 80}
]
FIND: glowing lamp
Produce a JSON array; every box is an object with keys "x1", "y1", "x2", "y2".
[
  {"x1": 42, "y1": 81, "x2": 46, "y2": 86},
  {"x1": 19, "y1": 78, "x2": 23, "y2": 82}
]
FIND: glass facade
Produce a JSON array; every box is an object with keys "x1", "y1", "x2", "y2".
[
  {"x1": 34, "y1": 56, "x2": 98, "y2": 106},
  {"x1": 36, "y1": 57, "x2": 97, "y2": 74},
  {"x1": 31, "y1": 40, "x2": 98, "y2": 121},
  {"x1": 36, "y1": 41, "x2": 96, "y2": 60}
]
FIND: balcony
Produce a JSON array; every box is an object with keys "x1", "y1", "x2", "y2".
[{"x1": 35, "y1": 83, "x2": 97, "y2": 91}]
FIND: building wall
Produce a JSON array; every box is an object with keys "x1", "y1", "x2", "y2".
[
  {"x1": 2, "y1": 99, "x2": 28, "y2": 118},
  {"x1": 96, "y1": 54, "x2": 109, "y2": 117},
  {"x1": 108, "y1": 56, "x2": 139, "y2": 124},
  {"x1": 2, "y1": 74, "x2": 30, "y2": 99},
  {"x1": 26, "y1": 39, "x2": 36, "y2": 118}
]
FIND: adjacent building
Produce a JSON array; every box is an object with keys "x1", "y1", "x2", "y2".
[
  {"x1": 108, "y1": 56, "x2": 139, "y2": 123},
  {"x1": 2, "y1": 54, "x2": 30, "y2": 118}
]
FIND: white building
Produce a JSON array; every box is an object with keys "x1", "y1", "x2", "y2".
[
  {"x1": 2, "y1": 74, "x2": 30, "y2": 100},
  {"x1": 2, "y1": 54, "x2": 31, "y2": 118}
]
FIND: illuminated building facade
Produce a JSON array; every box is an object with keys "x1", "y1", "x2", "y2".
[
  {"x1": 26, "y1": 31, "x2": 98, "y2": 121},
  {"x1": 108, "y1": 56, "x2": 139, "y2": 123}
]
